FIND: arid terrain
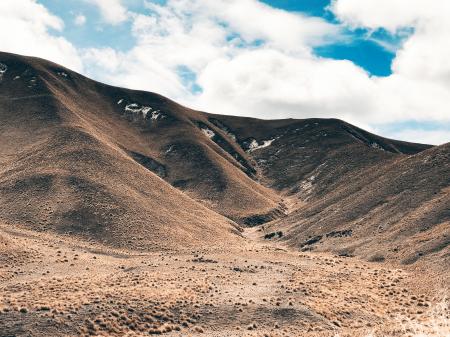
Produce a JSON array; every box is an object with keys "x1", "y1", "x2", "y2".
[
  {"x1": 0, "y1": 52, "x2": 449, "y2": 336},
  {"x1": 1, "y1": 223, "x2": 448, "y2": 337}
]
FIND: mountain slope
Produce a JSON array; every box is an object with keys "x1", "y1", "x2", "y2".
[
  {"x1": 0, "y1": 52, "x2": 247, "y2": 251},
  {"x1": 263, "y1": 143, "x2": 449, "y2": 268},
  {"x1": 0, "y1": 51, "x2": 447, "y2": 265}
]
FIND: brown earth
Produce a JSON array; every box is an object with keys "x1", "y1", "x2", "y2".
[
  {"x1": 0, "y1": 224, "x2": 448, "y2": 337},
  {"x1": 0, "y1": 52, "x2": 449, "y2": 336}
]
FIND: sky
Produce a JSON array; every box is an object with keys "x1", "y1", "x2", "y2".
[{"x1": 0, "y1": 0, "x2": 449, "y2": 145}]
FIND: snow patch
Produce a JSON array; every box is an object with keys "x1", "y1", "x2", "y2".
[
  {"x1": 57, "y1": 71, "x2": 68, "y2": 78},
  {"x1": 124, "y1": 102, "x2": 165, "y2": 122},
  {"x1": 226, "y1": 132, "x2": 237, "y2": 141},
  {"x1": 117, "y1": 99, "x2": 124, "y2": 105},
  {"x1": 298, "y1": 174, "x2": 317, "y2": 200},
  {"x1": 125, "y1": 103, "x2": 141, "y2": 113},
  {"x1": 0, "y1": 63, "x2": 7, "y2": 80},
  {"x1": 201, "y1": 127, "x2": 215, "y2": 138},
  {"x1": 297, "y1": 163, "x2": 327, "y2": 200},
  {"x1": 141, "y1": 106, "x2": 152, "y2": 119},
  {"x1": 300, "y1": 180, "x2": 313, "y2": 192},
  {"x1": 151, "y1": 110, "x2": 161, "y2": 120},
  {"x1": 248, "y1": 138, "x2": 276, "y2": 152},
  {"x1": 0, "y1": 63, "x2": 7, "y2": 74},
  {"x1": 165, "y1": 145, "x2": 175, "y2": 154},
  {"x1": 27, "y1": 77, "x2": 37, "y2": 88},
  {"x1": 13, "y1": 76, "x2": 20, "y2": 80},
  {"x1": 370, "y1": 142, "x2": 384, "y2": 151}
]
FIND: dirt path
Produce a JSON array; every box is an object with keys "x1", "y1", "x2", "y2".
[{"x1": 0, "y1": 225, "x2": 449, "y2": 337}]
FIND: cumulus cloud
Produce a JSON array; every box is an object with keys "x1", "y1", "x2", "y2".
[
  {"x1": 86, "y1": 0, "x2": 128, "y2": 25},
  {"x1": 75, "y1": 0, "x2": 449, "y2": 145},
  {"x1": 330, "y1": 0, "x2": 448, "y2": 32},
  {"x1": 82, "y1": 46, "x2": 188, "y2": 99},
  {"x1": 194, "y1": 49, "x2": 375, "y2": 121},
  {"x1": 82, "y1": 0, "x2": 342, "y2": 103},
  {"x1": 1, "y1": 0, "x2": 448, "y2": 144},
  {"x1": 330, "y1": 0, "x2": 450, "y2": 127},
  {"x1": 0, "y1": 0, "x2": 82, "y2": 71}
]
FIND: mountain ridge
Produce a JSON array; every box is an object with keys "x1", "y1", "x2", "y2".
[{"x1": 0, "y1": 51, "x2": 448, "y2": 266}]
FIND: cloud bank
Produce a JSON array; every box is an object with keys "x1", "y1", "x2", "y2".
[
  {"x1": 0, "y1": 0, "x2": 449, "y2": 144},
  {"x1": 0, "y1": 0, "x2": 82, "y2": 71}
]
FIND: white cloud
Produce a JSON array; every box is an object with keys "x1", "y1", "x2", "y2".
[
  {"x1": 76, "y1": 0, "x2": 450, "y2": 145},
  {"x1": 194, "y1": 49, "x2": 375, "y2": 122},
  {"x1": 82, "y1": 46, "x2": 189, "y2": 99},
  {"x1": 331, "y1": 0, "x2": 450, "y2": 87},
  {"x1": 329, "y1": 0, "x2": 450, "y2": 128},
  {"x1": 0, "y1": 0, "x2": 82, "y2": 71},
  {"x1": 87, "y1": 0, "x2": 128, "y2": 25},
  {"x1": 74, "y1": 14, "x2": 87, "y2": 26},
  {"x1": 330, "y1": 0, "x2": 448, "y2": 32},
  {"x1": 1, "y1": 0, "x2": 448, "y2": 145},
  {"x1": 82, "y1": 0, "x2": 341, "y2": 102}
]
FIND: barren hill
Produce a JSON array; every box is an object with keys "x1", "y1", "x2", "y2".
[
  {"x1": 0, "y1": 51, "x2": 448, "y2": 263},
  {"x1": 1, "y1": 52, "x2": 449, "y2": 337},
  {"x1": 0, "y1": 52, "x2": 247, "y2": 251}
]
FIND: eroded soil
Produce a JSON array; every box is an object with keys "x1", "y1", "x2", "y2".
[{"x1": 0, "y1": 225, "x2": 448, "y2": 337}]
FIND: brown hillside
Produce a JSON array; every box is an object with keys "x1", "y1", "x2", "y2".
[
  {"x1": 0, "y1": 51, "x2": 447, "y2": 264},
  {"x1": 0, "y1": 52, "x2": 245, "y2": 251}
]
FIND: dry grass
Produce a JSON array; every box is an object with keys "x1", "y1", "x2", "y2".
[{"x1": 1, "y1": 225, "x2": 448, "y2": 337}]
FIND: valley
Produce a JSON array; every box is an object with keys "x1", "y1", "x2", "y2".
[
  {"x1": 1, "y1": 224, "x2": 448, "y2": 337},
  {"x1": 0, "y1": 51, "x2": 448, "y2": 337}
]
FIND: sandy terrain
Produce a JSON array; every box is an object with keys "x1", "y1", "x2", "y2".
[{"x1": 1, "y1": 224, "x2": 448, "y2": 337}]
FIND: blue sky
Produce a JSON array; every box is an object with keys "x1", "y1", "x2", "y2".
[
  {"x1": 1, "y1": 0, "x2": 449, "y2": 144},
  {"x1": 40, "y1": 0, "x2": 402, "y2": 76}
]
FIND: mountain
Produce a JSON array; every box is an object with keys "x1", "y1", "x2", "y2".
[
  {"x1": 266, "y1": 143, "x2": 449, "y2": 267},
  {"x1": 0, "y1": 51, "x2": 448, "y2": 264},
  {"x1": 0, "y1": 52, "x2": 246, "y2": 251},
  {"x1": 1, "y1": 51, "x2": 449, "y2": 337}
]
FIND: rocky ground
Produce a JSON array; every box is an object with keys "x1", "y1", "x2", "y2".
[{"x1": 1, "y1": 224, "x2": 448, "y2": 337}]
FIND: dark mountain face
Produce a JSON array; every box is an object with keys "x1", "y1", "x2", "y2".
[{"x1": 0, "y1": 52, "x2": 448, "y2": 265}]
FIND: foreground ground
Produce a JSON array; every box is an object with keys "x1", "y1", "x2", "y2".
[{"x1": 0, "y1": 224, "x2": 448, "y2": 337}]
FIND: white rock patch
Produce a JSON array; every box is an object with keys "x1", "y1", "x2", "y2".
[
  {"x1": 371, "y1": 142, "x2": 384, "y2": 151},
  {"x1": 0, "y1": 63, "x2": 7, "y2": 74},
  {"x1": 0, "y1": 63, "x2": 7, "y2": 81},
  {"x1": 201, "y1": 127, "x2": 215, "y2": 138},
  {"x1": 151, "y1": 111, "x2": 161, "y2": 120},
  {"x1": 248, "y1": 139, "x2": 276, "y2": 152},
  {"x1": 125, "y1": 103, "x2": 141, "y2": 113},
  {"x1": 141, "y1": 107, "x2": 152, "y2": 119},
  {"x1": 124, "y1": 102, "x2": 164, "y2": 122}
]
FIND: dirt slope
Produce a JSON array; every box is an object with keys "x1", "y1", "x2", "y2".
[
  {"x1": 1, "y1": 51, "x2": 449, "y2": 337},
  {"x1": 1, "y1": 223, "x2": 448, "y2": 337},
  {"x1": 0, "y1": 51, "x2": 448, "y2": 266},
  {"x1": 0, "y1": 52, "x2": 245, "y2": 251},
  {"x1": 263, "y1": 143, "x2": 449, "y2": 269}
]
